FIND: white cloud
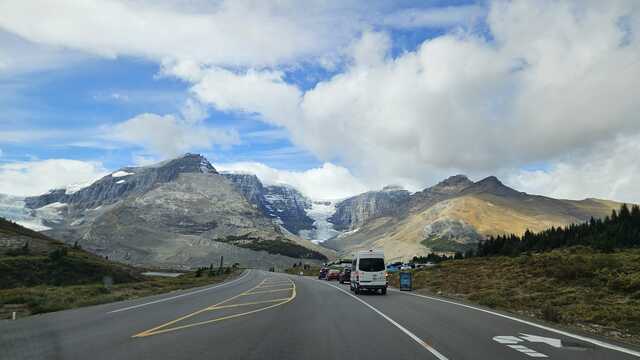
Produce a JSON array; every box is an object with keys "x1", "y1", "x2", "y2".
[
  {"x1": 506, "y1": 134, "x2": 640, "y2": 203},
  {"x1": 383, "y1": 5, "x2": 485, "y2": 29},
  {"x1": 182, "y1": 1, "x2": 640, "y2": 200},
  {"x1": 107, "y1": 113, "x2": 239, "y2": 159},
  {"x1": 180, "y1": 98, "x2": 208, "y2": 124},
  {"x1": 0, "y1": 0, "x2": 364, "y2": 67},
  {"x1": 0, "y1": 159, "x2": 107, "y2": 196},
  {"x1": 2, "y1": 0, "x2": 640, "y2": 203},
  {"x1": 218, "y1": 162, "x2": 368, "y2": 200},
  {"x1": 163, "y1": 64, "x2": 302, "y2": 127},
  {"x1": 0, "y1": 30, "x2": 88, "y2": 76}
]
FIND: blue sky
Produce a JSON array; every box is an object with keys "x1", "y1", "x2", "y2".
[
  {"x1": 1, "y1": 0, "x2": 639, "y2": 202},
  {"x1": 0, "y1": 1, "x2": 470, "y2": 172}
]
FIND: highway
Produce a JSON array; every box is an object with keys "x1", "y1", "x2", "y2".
[{"x1": 1, "y1": 269, "x2": 639, "y2": 360}]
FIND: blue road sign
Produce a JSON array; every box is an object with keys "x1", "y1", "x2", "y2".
[{"x1": 399, "y1": 271, "x2": 412, "y2": 291}]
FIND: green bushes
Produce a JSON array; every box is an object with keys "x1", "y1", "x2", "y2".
[
  {"x1": 0, "y1": 250, "x2": 140, "y2": 289},
  {"x1": 609, "y1": 273, "x2": 640, "y2": 293},
  {"x1": 220, "y1": 235, "x2": 327, "y2": 261}
]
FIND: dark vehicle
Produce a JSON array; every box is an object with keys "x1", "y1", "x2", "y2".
[
  {"x1": 326, "y1": 269, "x2": 341, "y2": 281},
  {"x1": 339, "y1": 267, "x2": 351, "y2": 284},
  {"x1": 318, "y1": 267, "x2": 329, "y2": 280}
]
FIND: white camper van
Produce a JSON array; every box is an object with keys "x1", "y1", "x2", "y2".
[{"x1": 350, "y1": 249, "x2": 387, "y2": 295}]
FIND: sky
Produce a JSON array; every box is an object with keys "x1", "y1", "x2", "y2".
[{"x1": 0, "y1": 0, "x2": 639, "y2": 202}]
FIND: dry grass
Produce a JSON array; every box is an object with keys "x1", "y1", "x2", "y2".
[{"x1": 388, "y1": 247, "x2": 640, "y2": 345}]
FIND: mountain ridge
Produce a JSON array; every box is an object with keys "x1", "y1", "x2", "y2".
[
  {"x1": 13, "y1": 154, "x2": 334, "y2": 268},
  {"x1": 325, "y1": 174, "x2": 625, "y2": 261}
]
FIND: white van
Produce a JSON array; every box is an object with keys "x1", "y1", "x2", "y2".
[{"x1": 350, "y1": 249, "x2": 387, "y2": 295}]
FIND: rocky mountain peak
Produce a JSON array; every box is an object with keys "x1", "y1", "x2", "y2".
[
  {"x1": 430, "y1": 174, "x2": 473, "y2": 194},
  {"x1": 158, "y1": 153, "x2": 217, "y2": 174},
  {"x1": 464, "y1": 176, "x2": 521, "y2": 197}
]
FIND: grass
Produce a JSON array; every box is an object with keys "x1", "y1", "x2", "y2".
[
  {"x1": 388, "y1": 246, "x2": 640, "y2": 345},
  {"x1": 0, "y1": 269, "x2": 240, "y2": 316},
  {"x1": 0, "y1": 217, "x2": 243, "y2": 318},
  {"x1": 421, "y1": 235, "x2": 475, "y2": 253},
  {"x1": 0, "y1": 249, "x2": 141, "y2": 289}
]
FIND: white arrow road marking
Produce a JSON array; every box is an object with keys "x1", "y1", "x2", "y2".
[
  {"x1": 507, "y1": 345, "x2": 548, "y2": 358},
  {"x1": 493, "y1": 336, "x2": 524, "y2": 344},
  {"x1": 520, "y1": 333, "x2": 563, "y2": 348},
  {"x1": 493, "y1": 333, "x2": 563, "y2": 358}
]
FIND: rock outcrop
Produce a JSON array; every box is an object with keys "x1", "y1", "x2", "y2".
[
  {"x1": 221, "y1": 173, "x2": 315, "y2": 235},
  {"x1": 329, "y1": 185, "x2": 410, "y2": 231}
]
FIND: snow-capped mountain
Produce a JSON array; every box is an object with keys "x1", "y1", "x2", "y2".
[
  {"x1": 0, "y1": 154, "x2": 333, "y2": 268},
  {"x1": 221, "y1": 173, "x2": 315, "y2": 235}
]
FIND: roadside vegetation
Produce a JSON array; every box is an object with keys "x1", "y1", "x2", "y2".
[
  {"x1": 389, "y1": 246, "x2": 640, "y2": 345},
  {"x1": 0, "y1": 217, "x2": 240, "y2": 318},
  {"x1": 284, "y1": 262, "x2": 320, "y2": 276},
  {"x1": 221, "y1": 235, "x2": 327, "y2": 261}
]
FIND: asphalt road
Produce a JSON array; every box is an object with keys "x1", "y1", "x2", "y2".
[{"x1": 1, "y1": 269, "x2": 639, "y2": 360}]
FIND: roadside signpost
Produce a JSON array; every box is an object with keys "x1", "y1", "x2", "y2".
[{"x1": 399, "y1": 271, "x2": 412, "y2": 291}]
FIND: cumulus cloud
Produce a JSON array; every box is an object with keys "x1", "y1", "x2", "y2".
[
  {"x1": 506, "y1": 134, "x2": 640, "y2": 203},
  {"x1": 176, "y1": 1, "x2": 640, "y2": 199},
  {"x1": 0, "y1": 159, "x2": 107, "y2": 196},
  {"x1": 217, "y1": 162, "x2": 368, "y2": 200},
  {"x1": 164, "y1": 65, "x2": 302, "y2": 127},
  {"x1": 0, "y1": 0, "x2": 364, "y2": 67},
  {"x1": 3, "y1": 0, "x2": 640, "y2": 202},
  {"x1": 107, "y1": 113, "x2": 239, "y2": 159}
]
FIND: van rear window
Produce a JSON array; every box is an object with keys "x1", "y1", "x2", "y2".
[{"x1": 358, "y1": 258, "x2": 385, "y2": 272}]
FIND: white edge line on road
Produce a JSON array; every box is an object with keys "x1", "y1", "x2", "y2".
[
  {"x1": 107, "y1": 269, "x2": 251, "y2": 314},
  {"x1": 391, "y1": 289, "x2": 640, "y2": 358},
  {"x1": 321, "y1": 281, "x2": 449, "y2": 360}
]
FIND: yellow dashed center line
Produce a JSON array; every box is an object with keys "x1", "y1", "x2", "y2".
[
  {"x1": 243, "y1": 288, "x2": 295, "y2": 295},
  {"x1": 132, "y1": 277, "x2": 295, "y2": 338}
]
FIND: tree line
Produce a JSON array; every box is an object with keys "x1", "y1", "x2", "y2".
[{"x1": 475, "y1": 204, "x2": 640, "y2": 257}]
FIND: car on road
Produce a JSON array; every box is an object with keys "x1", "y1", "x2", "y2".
[
  {"x1": 400, "y1": 264, "x2": 413, "y2": 271},
  {"x1": 339, "y1": 267, "x2": 351, "y2": 284},
  {"x1": 326, "y1": 269, "x2": 341, "y2": 281},
  {"x1": 318, "y1": 267, "x2": 328, "y2": 280},
  {"x1": 386, "y1": 262, "x2": 402, "y2": 272},
  {"x1": 351, "y1": 249, "x2": 387, "y2": 295}
]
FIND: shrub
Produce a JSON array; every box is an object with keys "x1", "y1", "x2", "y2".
[
  {"x1": 608, "y1": 273, "x2": 640, "y2": 293},
  {"x1": 541, "y1": 304, "x2": 562, "y2": 322},
  {"x1": 48, "y1": 248, "x2": 68, "y2": 262}
]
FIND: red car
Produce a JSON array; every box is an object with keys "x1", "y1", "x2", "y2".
[{"x1": 326, "y1": 269, "x2": 340, "y2": 281}]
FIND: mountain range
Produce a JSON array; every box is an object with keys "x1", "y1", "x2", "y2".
[
  {"x1": 0, "y1": 154, "x2": 624, "y2": 267},
  {"x1": 2, "y1": 154, "x2": 332, "y2": 269},
  {"x1": 324, "y1": 175, "x2": 621, "y2": 261}
]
